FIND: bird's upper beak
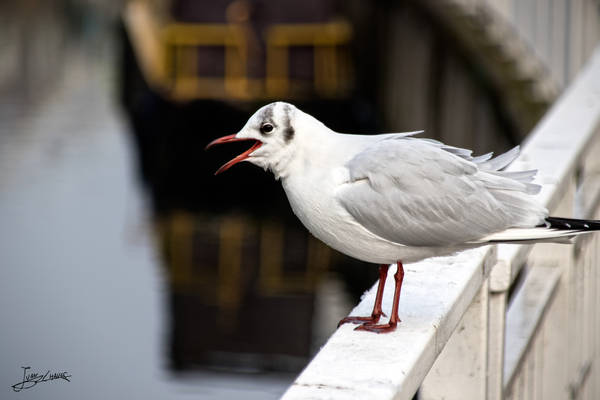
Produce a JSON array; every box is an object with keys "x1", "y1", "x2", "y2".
[{"x1": 205, "y1": 134, "x2": 263, "y2": 174}]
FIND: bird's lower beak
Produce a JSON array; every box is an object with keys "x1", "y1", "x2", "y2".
[{"x1": 205, "y1": 134, "x2": 262, "y2": 175}]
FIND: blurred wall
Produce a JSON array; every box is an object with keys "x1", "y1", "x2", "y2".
[{"x1": 0, "y1": 0, "x2": 122, "y2": 111}]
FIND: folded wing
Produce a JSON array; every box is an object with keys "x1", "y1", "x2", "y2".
[{"x1": 336, "y1": 135, "x2": 548, "y2": 246}]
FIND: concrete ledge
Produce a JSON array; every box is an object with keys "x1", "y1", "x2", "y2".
[{"x1": 282, "y1": 246, "x2": 494, "y2": 400}]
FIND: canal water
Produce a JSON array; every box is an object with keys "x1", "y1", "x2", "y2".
[{"x1": 0, "y1": 48, "x2": 298, "y2": 399}]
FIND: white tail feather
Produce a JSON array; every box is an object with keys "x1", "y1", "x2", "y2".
[{"x1": 471, "y1": 227, "x2": 590, "y2": 244}]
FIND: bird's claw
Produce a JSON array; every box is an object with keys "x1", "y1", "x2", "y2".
[
  {"x1": 354, "y1": 321, "x2": 399, "y2": 334},
  {"x1": 337, "y1": 314, "x2": 383, "y2": 328}
]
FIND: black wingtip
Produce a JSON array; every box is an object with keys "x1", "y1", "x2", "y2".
[{"x1": 542, "y1": 216, "x2": 600, "y2": 231}]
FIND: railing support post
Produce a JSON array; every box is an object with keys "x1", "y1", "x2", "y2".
[
  {"x1": 486, "y1": 258, "x2": 511, "y2": 400},
  {"x1": 487, "y1": 292, "x2": 507, "y2": 399}
]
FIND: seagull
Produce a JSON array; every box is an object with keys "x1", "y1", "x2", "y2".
[{"x1": 206, "y1": 101, "x2": 600, "y2": 333}]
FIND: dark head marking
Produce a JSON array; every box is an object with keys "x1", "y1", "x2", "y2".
[
  {"x1": 259, "y1": 105, "x2": 275, "y2": 128},
  {"x1": 282, "y1": 104, "x2": 295, "y2": 142}
]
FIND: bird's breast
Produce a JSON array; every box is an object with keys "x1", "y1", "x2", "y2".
[
  {"x1": 282, "y1": 169, "x2": 346, "y2": 234},
  {"x1": 281, "y1": 169, "x2": 391, "y2": 262}
]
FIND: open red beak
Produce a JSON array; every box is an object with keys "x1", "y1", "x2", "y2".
[{"x1": 205, "y1": 134, "x2": 262, "y2": 175}]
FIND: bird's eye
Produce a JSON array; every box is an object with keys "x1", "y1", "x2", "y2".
[{"x1": 261, "y1": 123, "x2": 274, "y2": 134}]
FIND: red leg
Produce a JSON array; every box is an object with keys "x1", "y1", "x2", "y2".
[
  {"x1": 356, "y1": 261, "x2": 404, "y2": 333},
  {"x1": 338, "y1": 264, "x2": 389, "y2": 327}
]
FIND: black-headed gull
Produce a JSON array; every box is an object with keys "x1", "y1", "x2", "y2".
[{"x1": 207, "y1": 102, "x2": 600, "y2": 333}]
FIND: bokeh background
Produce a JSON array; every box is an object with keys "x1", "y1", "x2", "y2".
[{"x1": 1, "y1": 0, "x2": 598, "y2": 398}]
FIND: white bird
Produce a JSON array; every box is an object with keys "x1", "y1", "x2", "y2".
[{"x1": 207, "y1": 101, "x2": 600, "y2": 333}]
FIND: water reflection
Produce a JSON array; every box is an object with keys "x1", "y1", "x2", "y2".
[
  {"x1": 163, "y1": 213, "x2": 320, "y2": 370},
  {"x1": 157, "y1": 211, "x2": 371, "y2": 372}
]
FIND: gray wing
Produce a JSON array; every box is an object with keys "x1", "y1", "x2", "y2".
[{"x1": 336, "y1": 136, "x2": 547, "y2": 246}]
